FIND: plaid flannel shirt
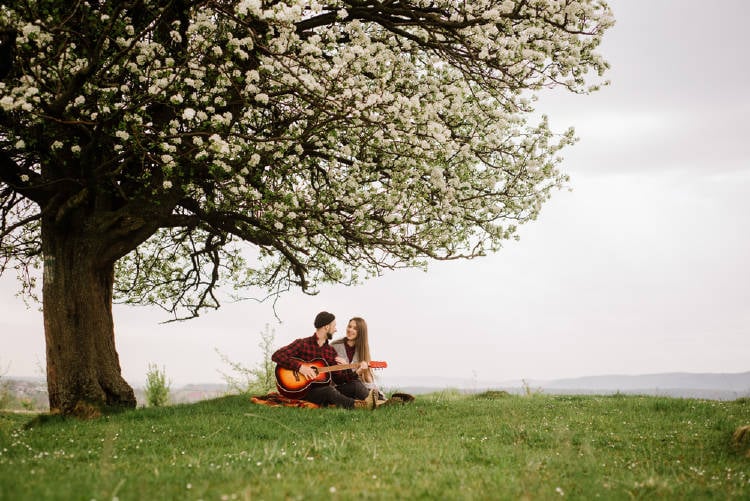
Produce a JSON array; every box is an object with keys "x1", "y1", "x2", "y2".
[{"x1": 272, "y1": 335, "x2": 355, "y2": 384}]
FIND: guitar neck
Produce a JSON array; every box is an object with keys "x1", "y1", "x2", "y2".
[{"x1": 315, "y1": 363, "x2": 360, "y2": 374}]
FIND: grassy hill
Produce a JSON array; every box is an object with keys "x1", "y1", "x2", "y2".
[{"x1": 1, "y1": 391, "x2": 749, "y2": 499}]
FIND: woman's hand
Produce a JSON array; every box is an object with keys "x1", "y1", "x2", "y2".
[{"x1": 355, "y1": 361, "x2": 369, "y2": 377}]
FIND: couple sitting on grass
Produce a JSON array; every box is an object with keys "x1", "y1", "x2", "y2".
[{"x1": 272, "y1": 311, "x2": 396, "y2": 410}]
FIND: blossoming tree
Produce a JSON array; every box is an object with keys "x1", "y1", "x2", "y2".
[{"x1": 0, "y1": 0, "x2": 612, "y2": 416}]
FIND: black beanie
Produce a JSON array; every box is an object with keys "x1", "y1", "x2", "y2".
[{"x1": 314, "y1": 311, "x2": 335, "y2": 329}]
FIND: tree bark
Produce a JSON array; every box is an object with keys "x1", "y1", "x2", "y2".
[{"x1": 42, "y1": 218, "x2": 136, "y2": 417}]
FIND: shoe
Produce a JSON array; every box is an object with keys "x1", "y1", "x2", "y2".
[
  {"x1": 378, "y1": 392, "x2": 416, "y2": 407},
  {"x1": 390, "y1": 392, "x2": 415, "y2": 403},
  {"x1": 377, "y1": 398, "x2": 400, "y2": 407},
  {"x1": 354, "y1": 389, "x2": 377, "y2": 410}
]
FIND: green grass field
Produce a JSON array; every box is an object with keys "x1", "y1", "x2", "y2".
[{"x1": 1, "y1": 391, "x2": 749, "y2": 500}]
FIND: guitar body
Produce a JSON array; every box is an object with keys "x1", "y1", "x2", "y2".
[{"x1": 275, "y1": 358, "x2": 331, "y2": 398}]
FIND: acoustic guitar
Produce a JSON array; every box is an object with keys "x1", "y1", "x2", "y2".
[{"x1": 275, "y1": 357, "x2": 387, "y2": 399}]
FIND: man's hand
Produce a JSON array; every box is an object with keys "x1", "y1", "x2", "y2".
[{"x1": 298, "y1": 364, "x2": 318, "y2": 380}]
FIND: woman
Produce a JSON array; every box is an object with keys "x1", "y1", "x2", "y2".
[{"x1": 331, "y1": 317, "x2": 385, "y2": 400}]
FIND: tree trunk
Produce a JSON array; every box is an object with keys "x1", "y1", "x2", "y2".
[{"x1": 42, "y1": 219, "x2": 136, "y2": 417}]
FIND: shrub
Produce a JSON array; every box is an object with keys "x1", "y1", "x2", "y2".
[
  {"x1": 0, "y1": 362, "x2": 11, "y2": 410},
  {"x1": 217, "y1": 324, "x2": 276, "y2": 395},
  {"x1": 145, "y1": 364, "x2": 171, "y2": 407}
]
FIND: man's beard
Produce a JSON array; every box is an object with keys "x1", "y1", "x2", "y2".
[{"x1": 326, "y1": 331, "x2": 333, "y2": 340}]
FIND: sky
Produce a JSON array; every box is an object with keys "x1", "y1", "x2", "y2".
[{"x1": 2, "y1": 0, "x2": 749, "y2": 389}]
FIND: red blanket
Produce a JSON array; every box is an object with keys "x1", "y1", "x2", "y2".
[{"x1": 251, "y1": 392, "x2": 322, "y2": 408}]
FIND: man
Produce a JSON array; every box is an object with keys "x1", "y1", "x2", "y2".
[{"x1": 272, "y1": 311, "x2": 377, "y2": 410}]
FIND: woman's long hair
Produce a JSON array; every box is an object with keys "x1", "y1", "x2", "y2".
[{"x1": 333, "y1": 317, "x2": 373, "y2": 383}]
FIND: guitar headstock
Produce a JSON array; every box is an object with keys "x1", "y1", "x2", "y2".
[{"x1": 368, "y1": 361, "x2": 387, "y2": 369}]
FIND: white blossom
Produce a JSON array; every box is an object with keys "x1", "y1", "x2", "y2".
[
  {"x1": 0, "y1": 96, "x2": 14, "y2": 110},
  {"x1": 237, "y1": 0, "x2": 263, "y2": 16}
]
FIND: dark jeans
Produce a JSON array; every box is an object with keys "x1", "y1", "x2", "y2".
[{"x1": 305, "y1": 380, "x2": 370, "y2": 409}]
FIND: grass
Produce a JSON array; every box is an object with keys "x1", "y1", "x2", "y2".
[{"x1": 0, "y1": 391, "x2": 749, "y2": 500}]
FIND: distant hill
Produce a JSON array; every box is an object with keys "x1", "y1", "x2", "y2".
[
  {"x1": 539, "y1": 371, "x2": 750, "y2": 392},
  {"x1": 531, "y1": 371, "x2": 750, "y2": 400},
  {"x1": 1, "y1": 379, "x2": 230, "y2": 411},
  {"x1": 382, "y1": 371, "x2": 750, "y2": 400}
]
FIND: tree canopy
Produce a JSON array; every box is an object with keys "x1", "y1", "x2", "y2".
[
  {"x1": 0, "y1": 1, "x2": 612, "y2": 415},
  {"x1": 1, "y1": 0, "x2": 612, "y2": 317}
]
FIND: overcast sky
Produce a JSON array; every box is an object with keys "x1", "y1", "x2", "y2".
[{"x1": 2, "y1": 0, "x2": 749, "y2": 388}]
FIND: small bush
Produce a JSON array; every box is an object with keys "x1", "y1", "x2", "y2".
[
  {"x1": 145, "y1": 364, "x2": 171, "y2": 407},
  {"x1": 0, "y1": 382, "x2": 10, "y2": 410},
  {"x1": 0, "y1": 362, "x2": 11, "y2": 410},
  {"x1": 217, "y1": 324, "x2": 276, "y2": 395},
  {"x1": 475, "y1": 390, "x2": 511, "y2": 400}
]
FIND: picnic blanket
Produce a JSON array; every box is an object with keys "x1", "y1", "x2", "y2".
[{"x1": 251, "y1": 392, "x2": 322, "y2": 408}]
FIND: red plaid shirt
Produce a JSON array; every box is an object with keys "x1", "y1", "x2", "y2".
[{"x1": 272, "y1": 335, "x2": 354, "y2": 384}]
